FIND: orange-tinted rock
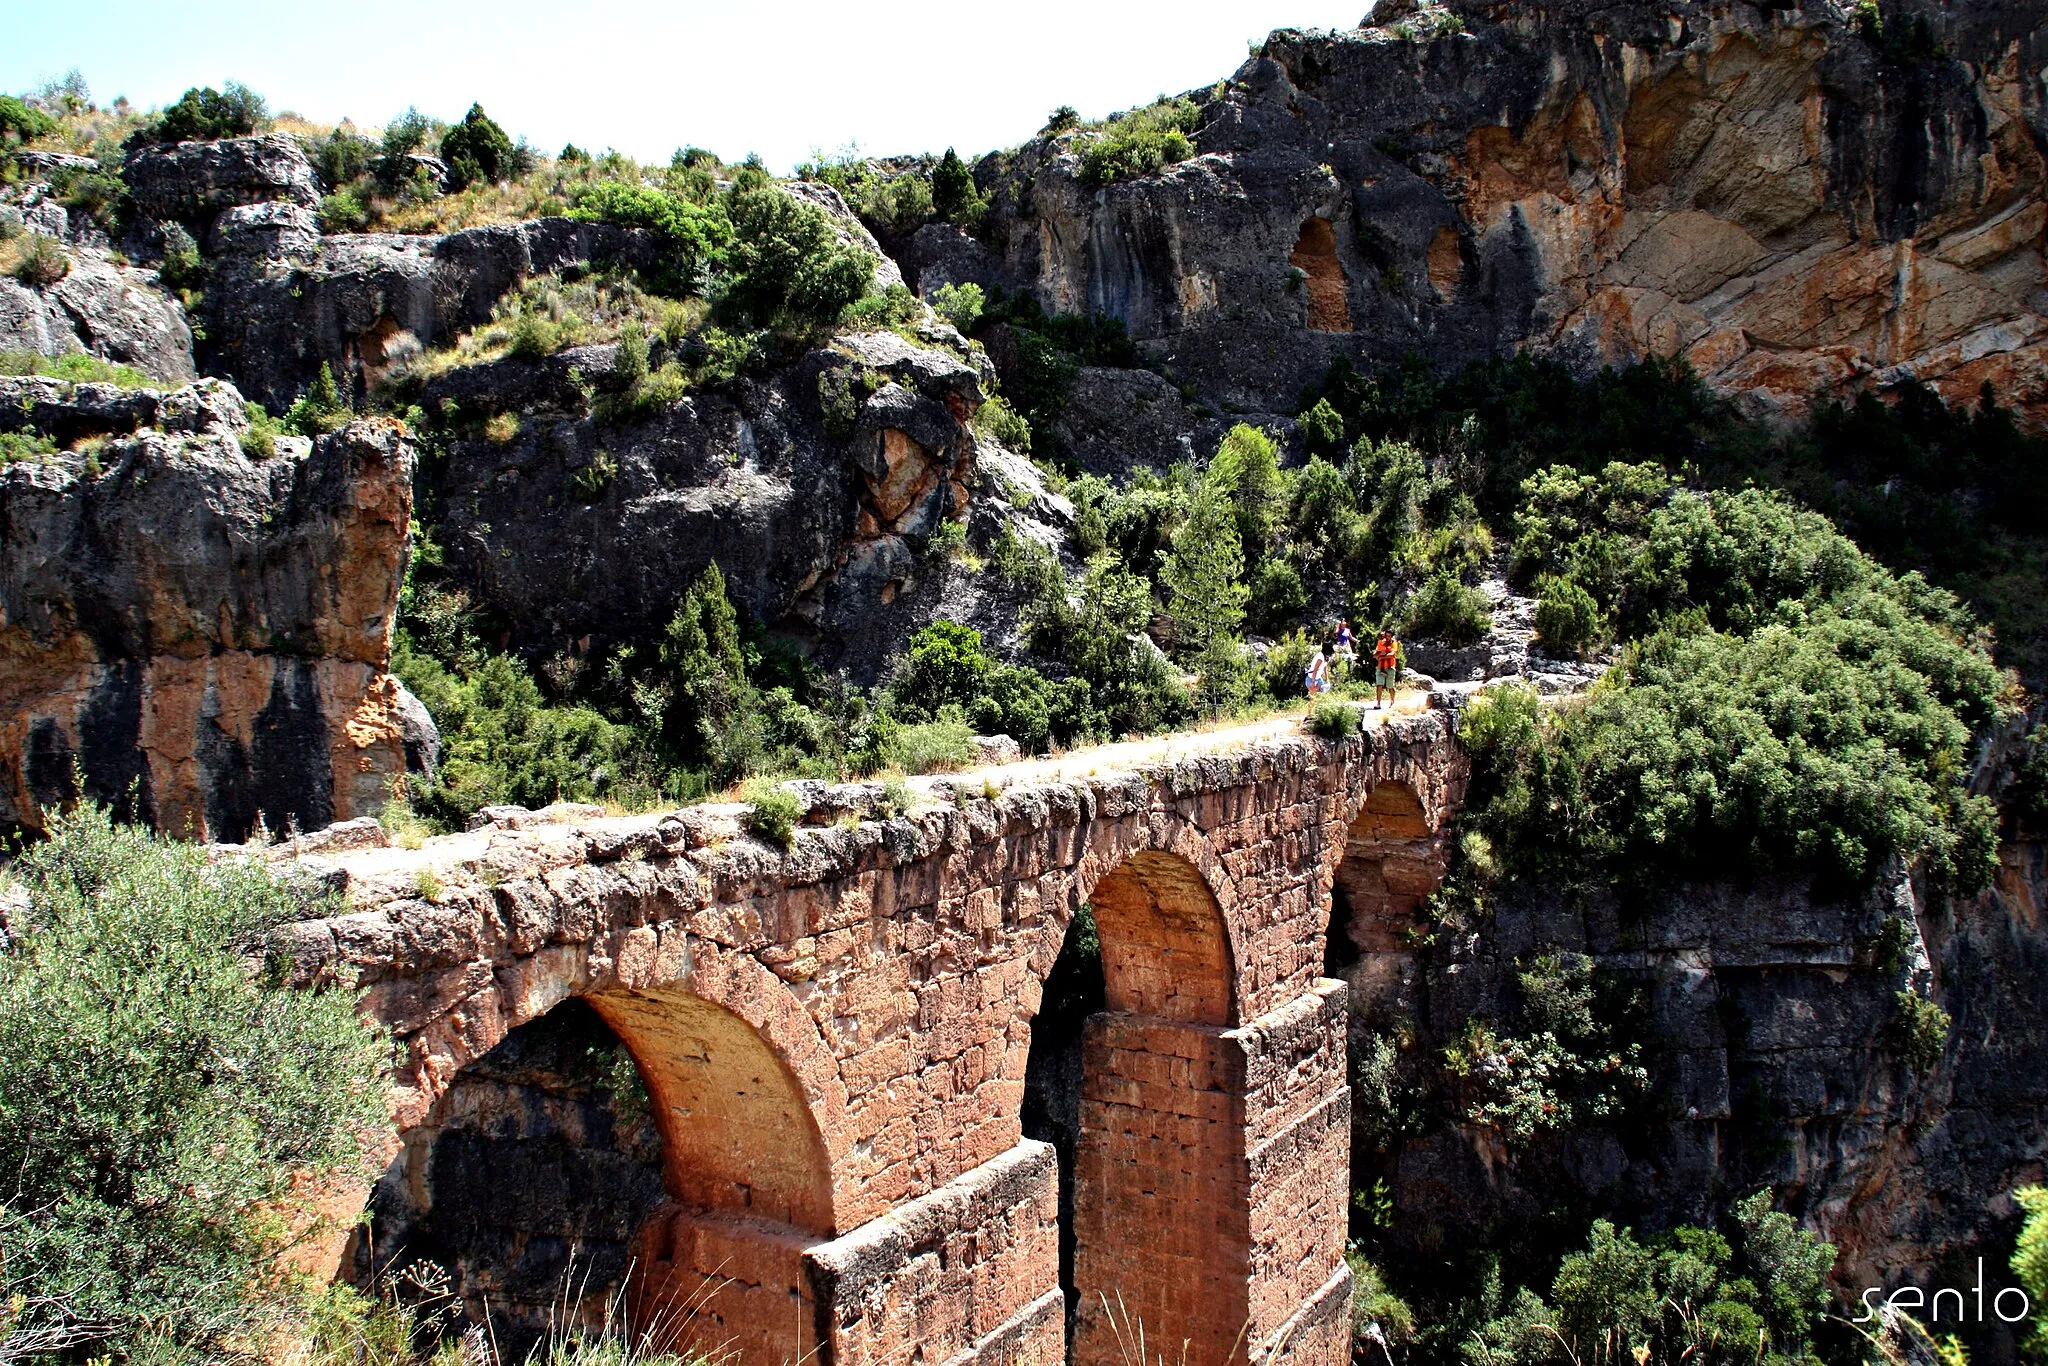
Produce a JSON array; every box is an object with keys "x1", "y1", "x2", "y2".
[{"x1": 0, "y1": 378, "x2": 413, "y2": 840}]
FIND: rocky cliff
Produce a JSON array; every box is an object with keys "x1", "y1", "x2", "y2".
[
  {"x1": 0, "y1": 376, "x2": 416, "y2": 841},
  {"x1": 933, "y1": 0, "x2": 2048, "y2": 444},
  {"x1": 1334, "y1": 713, "x2": 2048, "y2": 1357}
]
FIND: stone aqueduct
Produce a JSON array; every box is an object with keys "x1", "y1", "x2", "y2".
[{"x1": 280, "y1": 712, "x2": 1468, "y2": 1364}]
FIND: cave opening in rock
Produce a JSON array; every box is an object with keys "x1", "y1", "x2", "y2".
[{"x1": 1291, "y1": 216, "x2": 1354, "y2": 333}]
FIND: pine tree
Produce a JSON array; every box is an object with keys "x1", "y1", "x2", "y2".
[
  {"x1": 660, "y1": 562, "x2": 748, "y2": 762},
  {"x1": 1161, "y1": 482, "x2": 1248, "y2": 656},
  {"x1": 932, "y1": 147, "x2": 976, "y2": 222}
]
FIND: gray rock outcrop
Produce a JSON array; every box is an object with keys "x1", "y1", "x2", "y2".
[
  {"x1": 0, "y1": 376, "x2": 414, "y2": 841},
  {"x1": 964, "y1": 0, "x2": 2048, "y2": 431},
  {"x1": 123, "y1": 133, "x2": 320, "y2": 223}
]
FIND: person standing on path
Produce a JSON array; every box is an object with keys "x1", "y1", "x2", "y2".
[
  {"x1": 1373, "y1": 629, "x2": 1400, "y2": 708},
  {"x1": 1306, "y1": 646, "x2": 1331, "y2": 699}
]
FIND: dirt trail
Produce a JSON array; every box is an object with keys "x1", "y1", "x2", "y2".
[{"x1": 925, "y1": 690, "x2": 1434, "y2": 792}]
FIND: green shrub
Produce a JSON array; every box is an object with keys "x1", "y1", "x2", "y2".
[
  {"x1": 741, "y1": 778, "x2": 804, "y2": 847},
  {"x1": 1310, "y1": 700, "x2": 1362, "y2": 739},
  {"x1": 240, "y1": 401, "x2": 284, "y2": 459},
  {"x1": 880, "y1": 716, "x2": 978, "y2": 773},
  {"x1": 1298, "y1": 396, "x2": 1345, "y2": 454},
  {"x1": 931, "y1": 147, "x2": 986, "y2": 224},
  {"x1": 1464, "y1": 1195, "x2": 1834, "y2": 1366},
  {"x1": 1896, "y1": 990, "x2": 1951, "y2": 1072},
  {"x1": 0, "y1": 348, "x2": 154, "y2": 387},
  {"x1": 0, "y1": 803, "x2": 389, "y2": 1361},
  {"x1": 896, "y1": 621, "x2": 993, "y2": 718},
  {"x1": 0, "y1": 430, "x2": 56, "y2": 464},
  {"x1": 842, "y1": 281, "x2": 919, "y2": 327},
  {"x1": 1079, "y1": 96, "x2": 1203, "y2": 185},
  {"x1": 318, "y1": 188, "x2": 370, "y2": 233},
  {"x1": 284, "y1": 361, "x2": 352, "y2": 435},
  {"x1": 508, "y1": 308, "x2": 560, "y2": 360},
  {"x1": 931, "y1": 280, "x2": 985, "y2": 332},
  {"x1": 566, "y1": 180, "x2": 730, "y2": 278},
  {"x1": 153, "y1": 82, "x2": 269, "y2": 143},
  {"x1": 51, "y1": 164, "x2": 125, "y2": 228},
  {"x1": 438, "y1": 102, "x2": 513, "y2": 188},
  {"x1": 1249, "y1": 557, "x2": 1308, "y2": 638},
  {"x1": 1161, "y1": 482, "x2": 1248, "y2": 656},
  {"x1": 157, "y1": 221, "x2": 204, "y2": 293},
  {"x1": 2015, "y1": 1187, "x2": 2048, "y2": 1366},
  {"x1": 1403, "y1": 573, "x2": 1492, "y2": 645},
  {"x1": 569, "y1": 449, "x2": 618, "y2": 501},
  {"x1": 0, "y1": 95, "x2": 57, "y2": 144},
  {"x1": 1532, "y1": 574, "x2": 1600, "y2": 656},
  {"x1": 722, "y1": 180, "x2": 876, "y2": 328},
  {"x1": 975, "y1": 392, "x2": 1031, "y2": 451}
]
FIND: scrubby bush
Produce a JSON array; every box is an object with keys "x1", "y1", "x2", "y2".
[
  {"x1": 8, "y1": 231, "x2": 69, "y2": 287},
  {"x1": 931, "y1": 280, "x2": 985, "y2": 332},
  {"x1": 1462, "y1": 1194, "x2": 1834, "y2": 1366},
  {"x1": 1079, "y1": 96, "x2": 1203, "y2": 185},
  {"x1": 438, "y1": 102, "x2": 513, "y2": 188},
  {"x1": 1311, "y1": 700, "x2": 1362, "y2": 739},
  {"x1": 1896, "y1": 990, "x2": 1951, "y2": 1072},
  {"x1": 0, "y1": 349, "x2": 154, "y2": 387},
  {"x1": 1532, "y1": 573, "x2": 1599, "y2": 656},
  {"x1": 1161, "y1": 482, "x2": 1247, "y2": 655},
  {"x1": 0, "y1": 94, "x2": 57, "y2": 144},
  {"x1": 318, "y1": 188, "x2": 370, "y2": 233},
  {"x1": 153, "y1": 82, "x2": 269, "y2": 143},
  {"x1": 2016, "y1": 1186, "x2": 2048, "y2": 1365},
  {"x1": 741, "y1": 778, "x2": 803, "y2": 847},
  {"x1": 722, "y1": 178, "x2": 875, "y2": 328},
  {"x1": 0, "y1": 803, "x2": 389, "y2": 1361},
  {"x1": 1403, "y1": 573, "x2": 1491, "y2": 645}
]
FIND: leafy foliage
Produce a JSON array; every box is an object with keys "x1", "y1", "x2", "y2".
[
  {"x1": 0, "y1": 803, "x2": 388, "y2": 1362},
  {"x1": 0, "y1": 94, "x2": 57, "y2": 144},
  {"x1": 152, "y1": 82, "x2": 269, "y2": 143},
  {"x1": 1443, "y1": 952, "x2": 1644, "y2": 1142},
  {"x1": 2015, "y1": 1187, "x2": 2048, "y2": 1366},
  {"x1": 1461, "y1": 1195, "x2": 1835, "y2": 1366},
  {"x1": 1078, "y1": 95, "x2": 1204, "y2": 185},
  {"x1": 1460, "y1": 485, "x2": 2004, "y2": 892},
  {"x1": 438, "y1": 103, "x2": 513, "y2": 189}
]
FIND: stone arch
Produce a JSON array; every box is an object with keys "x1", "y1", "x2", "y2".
[
  {"x1": 1327, "y1": 778, "x2": 1452, "y2": 1006},
  {"x1": 1291, "y1": 216, "x2": 1353, "y2": 333},
  {"x1": 1086, "y1": 847, "x2": 1237, "y2": 1025},
  {"x1": 587, "y1": 988, "x2": 834, "y2": 1233}
]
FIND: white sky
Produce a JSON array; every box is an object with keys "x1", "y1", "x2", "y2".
[{"x1": 6, "y1": 1, "x2": 1374, "y2": 171}]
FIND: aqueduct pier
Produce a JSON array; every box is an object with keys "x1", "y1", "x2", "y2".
[{"x1": 276, "y1": 710, "x2": 1468, "y2": 1364}]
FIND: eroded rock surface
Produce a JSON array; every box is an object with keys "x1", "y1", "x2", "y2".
[
  {"x1": 966, "y1": 0, "x2": 2048, "y2": 430},
  {"x1": 0, "y1": 377, "x2": 414, "y2": 840}
]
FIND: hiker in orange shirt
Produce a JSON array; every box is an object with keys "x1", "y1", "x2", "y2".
[{"x1": 1372, "y1": 629, "x2": 1400, "y2": 709}]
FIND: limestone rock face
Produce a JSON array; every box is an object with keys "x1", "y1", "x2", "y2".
[
  {"x1": 970, "y1": 0, "x2": 2048, "y2": 429},
  {"x1": 0, "y1": 192, "x2": 197, "y2": 385},
  {"x1": 123, "y1": 133, "x2": 320, "y2": 223},
  {"x1": 0, "y1": 377, "x2": 414, "y2": 841},
  {"x1": 420, "y1": 327, "x2": 1011, "y2": 678},
  {"x1": 204, "y1": 215, "x2": 663, "y2": 411}
]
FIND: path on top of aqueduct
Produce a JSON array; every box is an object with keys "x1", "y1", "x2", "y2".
[{"x1": 275, "y1": 696, "x2": 1469, "y2": 1366}]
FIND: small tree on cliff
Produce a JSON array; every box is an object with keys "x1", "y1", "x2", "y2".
[
  {"x1": 439, "y1": 102, "x2": 513, "y2": 189},
  {"x1": 0, "y1": 802, "x2": 388, "y2": 1361},
  {"x1": 1162, "y1": 481, "x2": 1249, "y2": 657},
  {"x1": 659, "y1": 561, "x2": 758, "y2": 778}
]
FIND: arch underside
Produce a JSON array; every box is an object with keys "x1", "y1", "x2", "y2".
[{"x1": 586, "y1": 988, "x2": 835, "y2": 1364}]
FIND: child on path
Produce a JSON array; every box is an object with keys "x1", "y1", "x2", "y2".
[{"x1": 1305, "y1": 647, "x2": 1331, "y2": 698}]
